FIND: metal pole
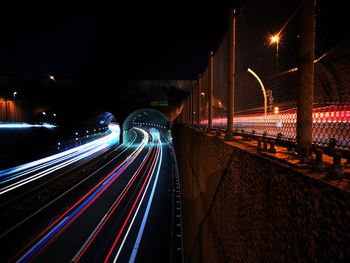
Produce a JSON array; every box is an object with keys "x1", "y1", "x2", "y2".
[
  {"x1": 193, "y1": 85, "x2": 196, "y2": 125},
  {"x1": 197, "y1": 74, "x2": 202, "y2": 126},
  {"x1": 208, "y1": 51, "x2": 214, "y2": 132},
  {"x1": 188, "y1": 93, "x2": 192, "y2": 124},
  {"x1": 191, "y1": 90, "x2": 194, "y2": 126},
  {"x1": 297, "y1": 0, "x2": 315, "y2": 162},
  {"x1": 184, "y1": 98, "x2": 187, "y2": 123},
  {"x1": 247, "y1": 68, "x2": 267, "y2": 115},
  {"x1": 187, "y1": 96, "x2": 190, "y2": 124},
  {"x1": 225, "y1": 8, "x2": 236, "y2": 140}
]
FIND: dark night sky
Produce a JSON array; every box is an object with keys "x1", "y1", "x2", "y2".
[
  {"x1": 0, "y1": 1, "x2": 242, "y2": 123},
  {"x1": 0, "y1": 0, "x2": 347, "y2": 124},
  {"x1": 0, "y1": 1, "x2": 244, "y2": 81},
  {"x1": 1, "y1": 0, "x2": 347, "y2": 81}
]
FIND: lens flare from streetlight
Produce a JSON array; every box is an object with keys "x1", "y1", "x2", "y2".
[{"x1": 270, "y1": 34, "x2": 280, "y2": 45}]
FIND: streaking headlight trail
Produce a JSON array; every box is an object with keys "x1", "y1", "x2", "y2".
[{"x1": 0, "y1": 124, "x2": 120, "y2": 195}]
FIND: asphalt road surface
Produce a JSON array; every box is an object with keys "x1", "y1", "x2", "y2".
[{"x1": 0, "y1": 127, "x2": 183, "y2": 262}]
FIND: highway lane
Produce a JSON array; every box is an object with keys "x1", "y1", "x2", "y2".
[
  {"x1": 0, "y1": 128, "x2": 137, "y2": 261},
  {"x1": 0, "y1": 123, "x2": 120, "y2": 197},
  {"x1": 1, "y1": 126, "x2": 183, "y2": 262},
  {"x1": 0, "y1": 123, "x2": 125, "y2": 236}
]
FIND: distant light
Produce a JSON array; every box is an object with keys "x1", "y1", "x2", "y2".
[
  {"x1": 93, "y1": 129, "x2": 96, "y2": 132},
  {"x1": 75, "y1": 132, "x2": 79, "y2": 135},
  {"x1": 57, "y1": 142, "x2": 61, "y2": 145},
  {"x1": 86, "y1": 130, "x2": 89, "y2": 133},
  {"x1": 49, "y1": 75, "x2": 55, "y2": 81},
  {"x1": 76, "y1": 138, "x2": 78, "y2": 140},
  {"x1": 270, "y1": 34, "x2": 280, "y2": 45},
  {"x1": 53, "y1": 113, "x2": 56, "y2": 117},
  {"x1": 42, "y1": 112, "x2": 46, "y2": 116},
  {"x1": 274, "y1": 106, "x2": 280, "y2": 114},
  {"x1": 201, "y1": 92, "x2": 205, "y2": 96}
]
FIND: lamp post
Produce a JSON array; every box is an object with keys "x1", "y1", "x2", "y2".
[
  {"x1": 247, "y1": 68, "x2": 267, "y2": 115},
  {"x1": 270, "y1": 34, "x2": 280, "y2": 60}
]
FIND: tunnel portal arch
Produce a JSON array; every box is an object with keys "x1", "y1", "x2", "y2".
[{"x1": 123, "y1": 108, "x2": 170, "y2": 142}]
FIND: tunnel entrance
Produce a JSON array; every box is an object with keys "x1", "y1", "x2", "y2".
[{"x1": 123, "y1": 108, "x2": 170, "y2": 143}]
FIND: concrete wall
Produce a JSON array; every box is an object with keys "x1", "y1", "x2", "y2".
[{"x1": 173, "y1": 124, "x2": 350, "y2": 262}]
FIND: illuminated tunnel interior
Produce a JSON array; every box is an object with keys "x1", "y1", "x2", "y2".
[{"x1": 123, "y1": 108, "x2": 171, "y2": 143}]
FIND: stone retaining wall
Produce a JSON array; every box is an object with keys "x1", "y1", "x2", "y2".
[{"x1": 173, "y1": 124, "x2": 350, "y2": 262}]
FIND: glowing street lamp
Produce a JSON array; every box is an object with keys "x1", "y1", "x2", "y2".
[
  {"x1": 269, "y1": 34, "x2": 280, "y2": 60},
  {"x1": 49, "y1": 75, "x2": 56, "y2": 81},
  {"x1": 270, "y1": 34, "x2": 280, "y2": 45},
  {"x1": 247, "y1": 68, "x2": 267, "y2": 115},
  {"x1": 13, "y1": 91, "x2": 17, "y2": 100}
]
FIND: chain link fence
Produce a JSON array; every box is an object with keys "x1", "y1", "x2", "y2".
[{"x1": 182, "y1": 0, "x2": 350, "y2": 150}]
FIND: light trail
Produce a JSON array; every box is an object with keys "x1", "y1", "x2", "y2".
[
  {"x1": 15, "y1": 128, "x2": 148, "y2": 263},
  {"x1": 0, "y1": 132, "x2": 137, "y2": 240},
  {"x1": 0, "y1": 125, "x2": 119, "y2": 179},
  {"x1": 0, "y1": 122, "x2": 56, "y2": 129},
  {"x1": 104, "y1": 131, "x2": 161, "y2": 263},
  {"x1": 72, "y1": 130, "x2": 156, "y2": 262},
  {"x1": 0, "y1": 124, "x2": 120, "y2": 194},
  {"x1": 126, "y1": 130, "x2": 163, "y2": 263},
  {"x1": 199, "y1": 105, "x2": 350, "y2": 146}
]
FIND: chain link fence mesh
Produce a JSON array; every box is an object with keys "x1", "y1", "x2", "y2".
[{"x1": 182, "y1": 0, "x2": 349, "y2": 149}]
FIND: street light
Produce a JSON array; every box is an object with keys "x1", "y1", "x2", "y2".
[
  {"x1": 13, "y1": 91, "x2": 17, "y2": 100},
  {"x1": 247, "y1": 68, "x2": 267, "y2": 115},
  {"x1": 49, "y1": 75, "x2": 56, "y2": 81},
  {"x1": 269, "y1": 34, "x2": 280, "y2": 60}
]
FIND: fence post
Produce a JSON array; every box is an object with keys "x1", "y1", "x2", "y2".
[
  {"x1": 197, "y1": 74, "x2": 202, "y2": 126},
  {"x1": 297, "y1": 0, "x2": 315, "y2": 162},
  {"x1": 208, "y1": 51, "x2": 214, "y2": 132},
  {"x1": 225, "y1": 8, "x2": 237, "y2": 140},
  {"x1": 186, "y1": 96, "x2": 190, "y2": 124},
  {"x1": 191, "y1": 90, "x2": 194, "y2": 126},
  {"x1": 189, "y1": 92, "x2": 192, "y2": 125}
]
